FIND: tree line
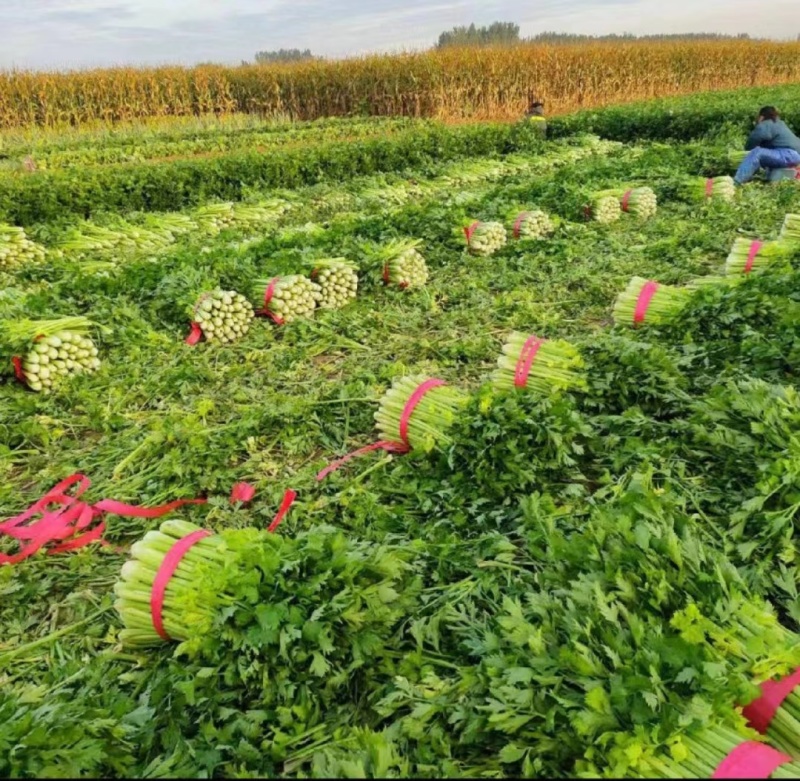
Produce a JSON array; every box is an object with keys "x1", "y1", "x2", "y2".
[{"x1": 250, "y1": 24, "x2": 761, "y2": 64}]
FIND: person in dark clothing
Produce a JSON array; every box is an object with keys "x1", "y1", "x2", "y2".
[{"x1": 734, "y1": 106, "x2": 800, "y2": 185}]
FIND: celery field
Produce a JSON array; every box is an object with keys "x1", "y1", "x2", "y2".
[{"x1": 3, "y1": 85, "x2": 800, "y2": 778}]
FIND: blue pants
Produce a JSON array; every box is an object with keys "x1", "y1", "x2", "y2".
[{"x1": 735, "y1": 146, "x2": 800, "y2": 184}]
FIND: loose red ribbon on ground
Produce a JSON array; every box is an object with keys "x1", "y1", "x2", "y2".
[
  {"x1": 744, "y1": 240, "x2": 764, "y2": 274},
  {"x1": 514, "y1": 336, "x2": 545, "y2": 388},
  {"x1": 399, "y1": 378, "x2": 446, "y2": 447},
  {"x1": 743, "y1": 668, "x2": 800, "y2": 734},
  {"x1": 712, "y1": 741, "x2": 791, "y2": 779},
  {"x1": 0, "y1": 474, "x2": 206, "y2": 566},
  {"x1": 266, "y1": 489, "x2": 297, "y2": 533},
  {"x1": 512, "y1": 213, "x2": 528, "y2": 239},
  {"x1": 705, "y1": 178, "x2": 715, "y2": 198},
  {"x1": 621, "y1": 190, "x2": 633, "y2": 212},
  {"x1": 464, "y1": 221, "x2": 480, "y2": 245},
  {"x1": 633, "y1": 281, "x2": 660, "y2": 325},
  {"x1": 315, "y1": 441, "x2": 409, "y2": 481},
  {"x1": 257, "y1": 276, "x2": 284, "y2": 324},
  {"x1": 12, "y1": 356, "x2": 26, "y2": 384},
  {"x1": 230, "y1": 482, "x2": 256, "y2": 504},
  {"x1": 150, "y1": 529, "x2": 212, "y2": 640}
]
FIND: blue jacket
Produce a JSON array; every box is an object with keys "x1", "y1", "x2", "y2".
[{"x1": 745, "y1": 119, "x2": 800, "y2": 154}]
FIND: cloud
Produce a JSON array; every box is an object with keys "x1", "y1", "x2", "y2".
[{"x1": 0, "y1": 0, "x2": 796, "y2": 70}]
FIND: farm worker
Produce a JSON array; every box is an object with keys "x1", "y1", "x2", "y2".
[
  {"x1": 525, "y1": 100, "x2": 547, "y2": 138},
  {"x1": 734, "y1": 106, "x2": 800, "y2": 185}
]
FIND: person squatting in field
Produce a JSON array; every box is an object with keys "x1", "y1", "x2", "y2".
[
  {"x1": 525, "y1": 99, "x2": 547, "y2": 138},
  {"x1": 734, "y1": 106, "x2": 800, "y2": 185}
]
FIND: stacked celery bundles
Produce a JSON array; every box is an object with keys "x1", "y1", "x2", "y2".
[
  {"x1": 464, "y1": 220, "x2": 507, "y2": 256},
  {"x1": 312, "y1": 258, "x2": 359, "y2": 310},
  {"x1": 375, "y1": 375, "x2": 468, "y2": 452},
  {"x1": 376, "y1": 239, "x2": 429, "y2": 290},
  {"x1": 613, "y1": 277, "x2": 691, "y2": 326},
  {"x1": 193, "y1": 202, "x2": 236, "y2": 235},
  {"x1": 681, "y1": 175, "x2": 736, "y2": 203},
  {"x1": 492, "y1": 333, "x2": 586, "y2": 394},
  {"x1": 780, "y1": 214, "x2": 800, "y2": 242},
  {"x1": 585, "y1": 191, "x2": 622, "y2": 223},
  {"x1": 3, "y1": 316, "x2": 101, "y2": 393},
  {"x1": 725, "y1": 238, "x2": 796, "y2": 276},
  {"x1": 251, "y1": 275, "x2": 321, "y2": 323},
  {"x1": 191, "y1": 289, "x2": 254, "y2": 343},
  {"x1": 0, "y1": 224, "x2": 46, "y2": 270}
]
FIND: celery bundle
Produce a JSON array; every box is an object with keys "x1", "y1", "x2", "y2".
[
  {"x1": 681, "y1": 175, "x2": 736, "y2": 203},
  {"x1": 511, "y1": 210, "x2": 555, "y2": 240},
  {"x1": 192, "y1": 289, "x2": 254, "y2": 343},
  {"x1": 232, "y1": 201, "x2": 289, "y2": 230},
  {"x1": 585, "y1": 192, "x2": 622, "y2": 224},
  {"x1": 55, "y1": 222, "x2": 173, "y2": 259},
  {"x1": 465, "y1": 221, "x2": 507, "y2": 256},
  {"x1": 5, "y1": 317, "x2": 101, "y2": 393},
  {"x1": 114, "y1": 520, "x2": 228, "y2": 647},
  {"x1": 193, "y1": 203, "x2": 235, "y2": 235},
  {"x1": 252, "y1": 275, "x2": 321, "y2": 323},
  {"x1": 631, "y1": 726, "x2": 800, "y2": 779},
  {"x1": 612, "y1": 277, "x2": 691, "y2": 326},
  {"x1": 375, "y1": 375, "x2": 467, "y2": 452},
  {"x1": 378, "y1": 239, "x2": 429, "y2": 289},
  {"x1": 492, "y1": 332, "x2": 586, "y2": 394},
  {"x1": 0, "y1": 224, "x2": 46, "y2": 270},
  {"x1": 725, "y1": 238, "x2": 795, "y2": 275},
  {"x1": 313, "y1": 259, "x2": 358, "y2": 310},
  {"x1": 744, "y1": 674, "x2": 800, "y2": 758},
  {"x1": 780, "y1": 214, "x2": 800, "y2": 242},
  {"x1": 619, "y1": 186, "x2": 658, "y2": 219}
]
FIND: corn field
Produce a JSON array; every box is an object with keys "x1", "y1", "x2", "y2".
[{"x1": 1, "y1": 40, "x2": 800, "y2": 129}]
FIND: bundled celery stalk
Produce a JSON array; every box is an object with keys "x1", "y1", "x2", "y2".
[
  {"x1": 511, "y1": 210, "x2": 556, "y2": 239},
  {"x1": 680, "y1": 175, "x2": 736, "y2": 203},
  {"x1": 312, "y1": 258, "x2": 358, "y2": 310},
  {"x1": 629, "y1": 726, "x2": 800, "y2": 779},
  {"x1": 464, "y1": 220, "x2": 507, "y2": 256},
  {"x1": 232, "y1": 200, "x2": 290, "y2": 230},
  {"x1": 780, "y1": 214, "x2": 800, "y2": 242},
  {"x1": 192, "y1": 289, "x2": 254, "y2": 343},
  {"x1": 0, "y1": 224, "x2": 46, "y2": 270},
  {"x1": 193, "y1": 203, "x2": 235, "y2": 235},
  {"x1": 3, "y1": 316, "x2": 101, "y2": 393},
  {"x1": 585, "y1": 192, "x2": 622, "y2": 223},
  {"x1": 492, "y1": 332, "x2": 586, "y2": 394},
  {"x1": 114, "y1": 519, "x2": 229, "y2": 647},
  {"x1": 375, "y1": 375, "x2": 468, "y2": 452},
  {"x1": 613, "y1": 277, "x2": 691, "y2": 326},
  {"x1": 252, "y1": 275, "x2": 321, "y2": 323},
  {"x1": 743, "y1": 674, "x2": 800, "y2": 758},
  {"x1": 618, "y1": 186, "x2": 658, "y2": 219},
  {"x1": 377, "y1": 239, "x2": 429, "y2": 290},
  {"x1": 725, "y1": 238, "x2": 795, "y2": 275},
  {"x1": 55, "y1": 221, "x2": 174, "y2": 260}
]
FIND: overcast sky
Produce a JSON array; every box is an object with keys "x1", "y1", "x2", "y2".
[{"x1": 1, "y1": 0, "x2": 798, "y2": 71}]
